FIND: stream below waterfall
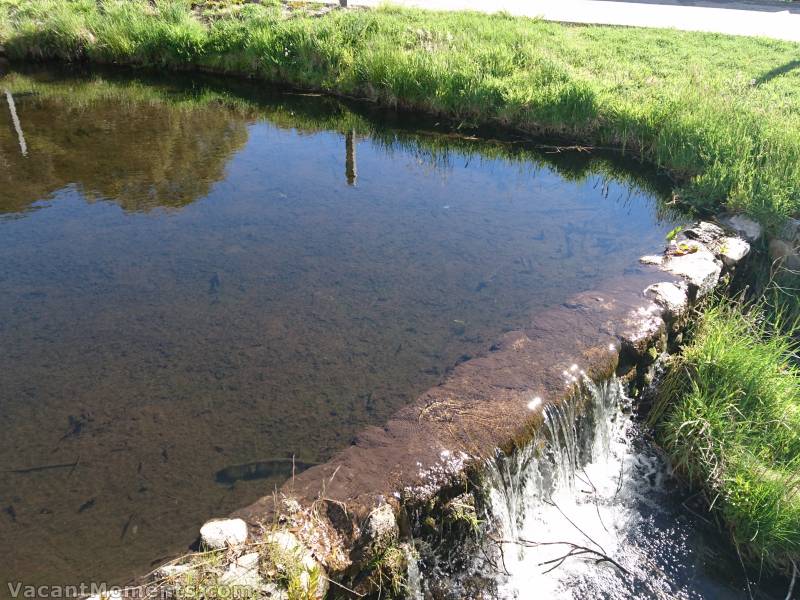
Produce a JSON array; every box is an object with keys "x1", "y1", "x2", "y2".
[{"x1": 417, "y1": 378, "x2": 792, "y2": 599}]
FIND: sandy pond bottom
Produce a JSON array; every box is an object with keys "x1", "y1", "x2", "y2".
[{"x1": 0, "y1": 67, "x2": 686, "y2": 592}]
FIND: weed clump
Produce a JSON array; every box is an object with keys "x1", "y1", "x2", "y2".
[{"x1": 653, "y1": 299, "x2": 800, "y2": 573}]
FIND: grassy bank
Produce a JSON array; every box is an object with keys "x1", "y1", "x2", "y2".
[
  {"x1": 653, "y1": 300, "x2": 800, "y2": 574},
  {"x1": 2, "y1": 0, "x2": 800, "y2": 226}
]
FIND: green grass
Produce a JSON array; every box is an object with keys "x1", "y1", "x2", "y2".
[
  {"x1": 2, "y1": 0, "x2": 800, "y2": 226},
  {"x1": 652, "y1": 300, "x2": 800, "y2": 572}
]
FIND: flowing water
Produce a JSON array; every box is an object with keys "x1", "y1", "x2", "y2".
[
  {"x1": 0, "y1": 65, "x2": 731, "y2": 595},
  {"x1": 420, "y1": 379, "x2": 788, "y2": 599}
]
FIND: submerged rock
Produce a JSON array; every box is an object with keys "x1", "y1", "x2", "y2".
[
  {"x1": 215, "y1": 459, "x2": 317, "y2": 484},
  {"x1": 200, "y1": 518, "x2": 248, "y2": 549}
]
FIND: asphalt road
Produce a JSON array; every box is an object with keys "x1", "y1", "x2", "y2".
[{"x1": 343, "y1": 0, "x2": 800, "y2": 42}]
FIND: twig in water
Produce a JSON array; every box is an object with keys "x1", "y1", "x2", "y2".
[
  {"x1": 614, "y1": 457, "x2": 625, "y2": 499},
  {"x1": 785, "y1": 560, "x2": 797, "y2": 600},
  {"x1": 579, "y1": 466, "x2": 608, "y2": 533},
  {"x1": 7, "y1": 459, "x2": 80, "y2": 474},
  {"x1": 680, "y1": 492, "x2": 713, "y2": 526},
  {"x1": 497, "y1": 537, "x2": 630, "y2": 577},
  {"x1": 733, "y1": 537, "x2": 755, "y2": 600},
  {"x1": 324, "y1": 574, "x2": 366, "y2": 597},
  {"x1": 68, "y1": 455, "x2": 81, "y2": 478},
  {"x1": 544, "y1": 498, "x2": 607, "y2": 555}
]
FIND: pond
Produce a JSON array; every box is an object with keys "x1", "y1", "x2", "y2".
[{"x1": 0, "y1": 67, "x2": 680, "y2": 591}]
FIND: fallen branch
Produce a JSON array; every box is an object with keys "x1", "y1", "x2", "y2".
[
  {"x1": 543, "y1": 498, "x2": 607, "y2": 555},
  {"x1": 494, "y1": 537, "x2": 630, "y2": 576}
]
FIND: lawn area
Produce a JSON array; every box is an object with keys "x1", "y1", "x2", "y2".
[
  {"x1": 653, "y1": 300, "x2": 800, "y2": 574},
  {"x1": 1, "y1": 0, "x2": 800, "y2": 226}
]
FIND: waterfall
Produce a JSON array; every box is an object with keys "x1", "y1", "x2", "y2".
[
  {"x1": 412, "y1": 377, "x2": 756, "y2": 599},
  {"x1": 480, "y1": 377, "x2": 714, "y2": 600}
]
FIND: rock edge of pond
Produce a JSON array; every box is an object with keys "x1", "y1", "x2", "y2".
[{"x1": 90, "y1": 215, "x2": 763, "y2": 600}]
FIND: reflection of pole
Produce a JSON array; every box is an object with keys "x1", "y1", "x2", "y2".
[
  {"x1": 345, "y1": 130, "x2": 356, "y2": 186},
  {"x1": 5, "y1": 89, "x2": 27, "y2": 157}
]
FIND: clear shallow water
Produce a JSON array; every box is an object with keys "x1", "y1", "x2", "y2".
[{"x1": 0, "y1": 67, "x2": 678, "y2": 590}]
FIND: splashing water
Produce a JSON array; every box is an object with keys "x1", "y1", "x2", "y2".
[{"x1": 481, "y1": 378, "x2": 748, "y2": 600}]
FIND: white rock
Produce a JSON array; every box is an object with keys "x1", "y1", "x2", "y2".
[
  {"x1": 720, "y1": 214, "x2": 762, "y2": 242},
  {"x1": 219, "y1": 552, "x2": 263, "y2": 589},
  {"x1": 619, "y1": 304, "x2": 666, "y2": 357},
  {"x1": 718, "y1": 236, "x2": 750, "y2": 267},
  {"x1": 156, "y1": 564, "x2": 193, "y2": 579},
  {"x1": 661, "y1": 247, "x2": 722, "y2": 298},
  {"x1": 639, "y1": 254, "x2": 663, "y2": 266},
  {"x1": 644, "y1": 281, "x2": 690, "y2": 319},
  {"x1": 266, "y1": 531, "x2": 315, "y2": 571},
  {"x1": 200, "y1": 518, "x2": 248, "y2": 549},
  {"x1": 365, "y1": 503, "x2": 398, "y2": 545}
]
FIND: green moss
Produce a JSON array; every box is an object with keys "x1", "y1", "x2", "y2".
[{"x1": 2, "y1": 0, "x2": 800, "y2": 225}]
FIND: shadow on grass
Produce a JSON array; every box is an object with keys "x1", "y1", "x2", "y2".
[{"x1": 754, "y1": 59, "x2": 800, "y2": 85}]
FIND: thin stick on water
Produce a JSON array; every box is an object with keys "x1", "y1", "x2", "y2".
[
  {"x1": 495, "y1": 537, "x2": 630, "y2": 577},
  {"x1": 5, "y1": 89, "x2": 27, "y2": 157},
  {"x1": 324, "y1": 574, "x2": 365, "y2": 597},
  {"x1": 614, "y1": 456, "x2": 625, "y2": 499},
  {"x1": 785, "y1": 560, "x2": 797, "y2": 600},
  {"x1": 579, "y1": 466, "x2": 609, "y2": 533},
  {"x1": 733, "y1": 538, "x2": 755, "y2": 600},
  {"x1": 544, "y1": 498, "x2": 607, "y2": 555}
]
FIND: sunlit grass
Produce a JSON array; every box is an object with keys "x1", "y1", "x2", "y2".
[
  {"x1": 653, "y1": 300, "x2": 800, "y2": 572},
  {"x1": 2, "y1": 0, "x2": 800, "y2": 225}
]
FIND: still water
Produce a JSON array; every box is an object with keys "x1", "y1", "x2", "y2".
[{"x1": 0, "y1": 67, "x2": 677, "y2": 590}]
